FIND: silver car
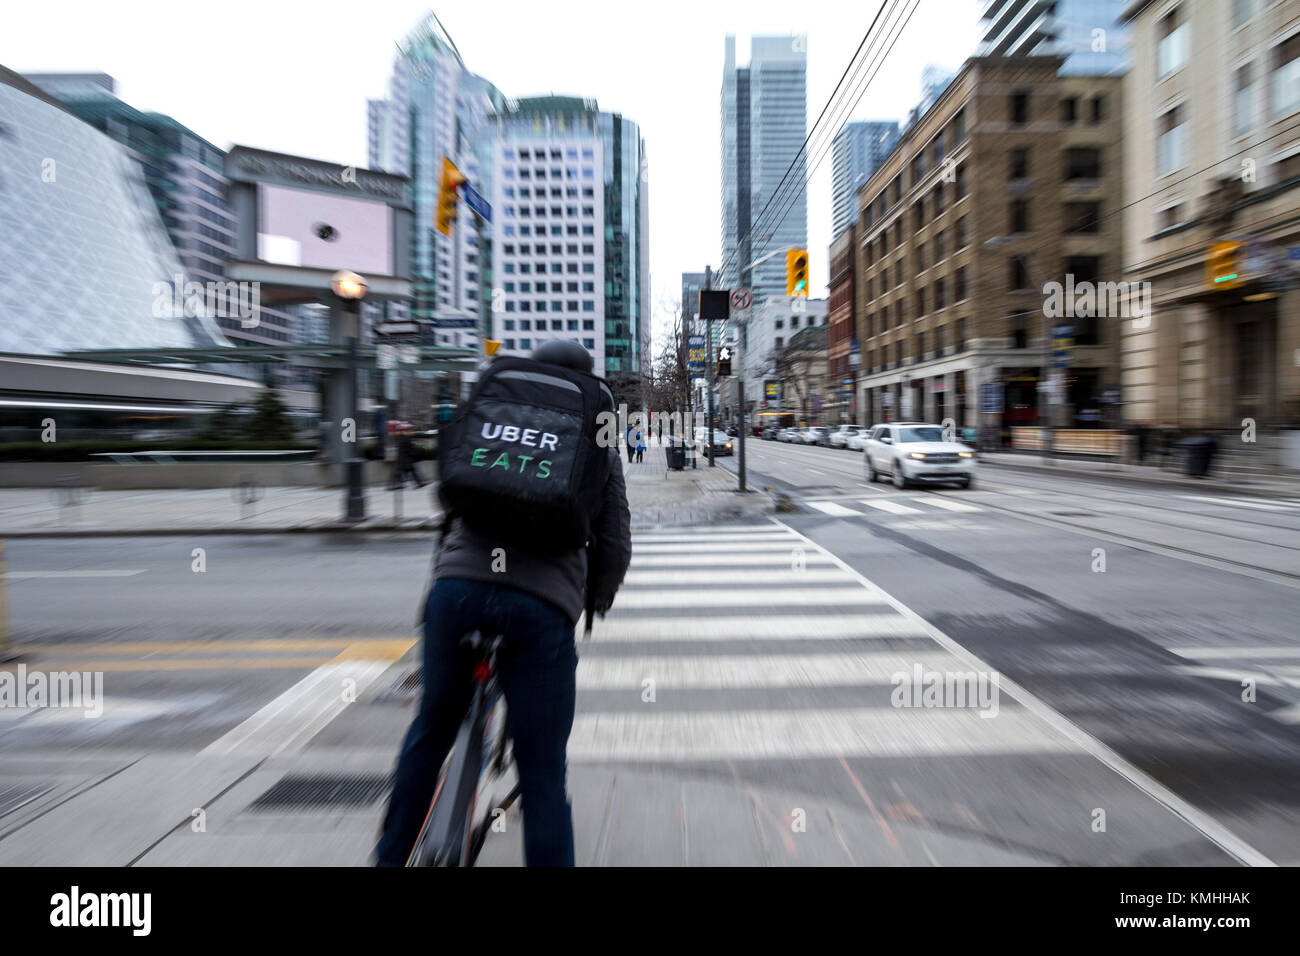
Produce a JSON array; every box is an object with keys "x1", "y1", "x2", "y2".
[{"x1": 863, "y1": 423, "x2": 977, "y2": 489}]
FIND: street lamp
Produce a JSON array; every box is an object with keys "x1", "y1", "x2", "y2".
[{"x1": 332, "y1": 269, "x2": 368, "y2": 522}]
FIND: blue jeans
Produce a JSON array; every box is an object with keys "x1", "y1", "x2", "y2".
[{"x1": 375, "y1": 577, "x2": 578, "y2": 866}]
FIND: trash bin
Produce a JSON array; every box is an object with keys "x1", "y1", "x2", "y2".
[
  {"x1": 1181, "y1": 436, "x2": 1214, "y2": 477},
  {"x1": 667, "y1": 444, "x2": 686, "y2": 471}
]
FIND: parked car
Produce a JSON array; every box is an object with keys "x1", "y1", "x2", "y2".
[
  {"x1": 726, "y1": 425, "x2": 740, "y2": 437},
  {"x1": 777, "y1": 428, "x2": 797, "y2": 442},
  {"x1": 808, "y1": 426, "x2": 833, "y2": 446},
  {"x1": 693, "y1": 427, "x2": 734, "y2": 457},
  {"x1": 761, "y1": 426, "x2": 780, "y2": 440},
  {"x1": 862, "y1": 422, "x2": 976, "y2": 489},
  {"x1": 846, "y1": 427, "x2": 874, "y2": 452},
  {"x1": 828, "y1": 425, "x2": 863, "y2": 449}
]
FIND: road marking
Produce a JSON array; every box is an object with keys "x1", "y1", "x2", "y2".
[
  {"x1": 16, "y1": 638, "x2": 414, "y2": 656},
  {"x1": 577, "y1": 651, "x2": 963, "y2": 689},
  {"x1": 200, "y1": 653, "x2": 398, "y2": 758},
  {"x1": 1170, "y1": 646, "x2": 1300, "y2": 660},
  {"x1": 584, "y1": 614, "x2": 929, "y2": 641},
  {"x1": 5, "y1": 569, "x2": 147, "y2": 579},
  {"x1": 568, "y1": 707, "x2": 1067, "y2": 761},
  {"x1": 632, "y1": 541, "x2": 813, "y2": 554},
  {"x1": 916, "y1": 497, "x2": 982, "y2": 513},
  {"x1": 1178, "y1": 494, "x2": 1298, "y2": 512},
  {"x1": 861, "y1": 499, "x2": 924, "y2": 515},
  {"x1": 631, "y1": 532, "x2": 798, "y2": 544},
  {"x1": 807, "y1": 501, "x2": 862, "y2": 517},
  {"x1": 630, "y1": 552, "x2": 837, "y2": 568},
  {"x1": 773, "y1": 518, "x2": 1277, "y2": 867},
  {"x1": 622, "y1": 568, "x2": 852, "y2": 586},
  {"x1": 613, "y1": 587, "x2": 889, "y2": 609}
]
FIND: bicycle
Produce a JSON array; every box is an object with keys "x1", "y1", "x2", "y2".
[{"x1": 406, "y1": 630, "x2": 521, "y2": 867}]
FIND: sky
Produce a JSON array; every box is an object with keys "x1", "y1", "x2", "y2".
[{"x1": 2, "y1": 0, "x2": 978, "y2": 350}]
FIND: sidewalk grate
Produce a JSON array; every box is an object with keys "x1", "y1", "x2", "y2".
[
  {"x1": 247, "y1": 774, "x2": 391, "y2": 811},
  {"x1": 0, "y1": 783, "x2": 55, "y2": 820}
]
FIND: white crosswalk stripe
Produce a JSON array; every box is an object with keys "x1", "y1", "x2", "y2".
[
  {"x1": 915, "y1": 497, "x2": 982, "y2": 513},
  {"x1": 806, "y1": 501, "x2": 861, "y2": 516},
  {"x1": 804, "y1": 496, "x2": 984, "y2": 518},
  {"x1": 570, "y1": 524, "x2": 1077, "y2": 764},
  {"x1": 1167, "y1": 645, "x2": 1300, "y2": 724},
  {"x1": 860, "y1": 498, "x2": 924, "y2": 515}
]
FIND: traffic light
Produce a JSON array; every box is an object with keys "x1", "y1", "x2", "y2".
[
  {"x1": 436, "y1": 156, "x2": 467, "y2": 237},
  {"x1": 484, "y1": 339, "x2": 502, "y2": 356},
  {"x1": 1206, "y1": 241, "x2": 1243, "y2": 290},
  {"x1": 786, "y1": 248, "x2": 809, "y2": 296},
  {"x1": 717, "y1": 346, "x2": 732, "y2": 377}
]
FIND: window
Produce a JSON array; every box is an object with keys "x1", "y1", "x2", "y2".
[
  {"x1": 1011, "y1": 200, "x2": 1029, "y2": 234},
  {"x1": 935, "y1": 278, "x2": 947, "y2": 310},
  {"x1": 536, "y1": 301, "x2": 546, "y2": 312},
  {"x1": 1275, "y1": 150, "x2": 1300, "y2": 183},
  {"x1": 1061, "y1": 97, "x2": 1078, "y2": 123},
  {"x1": 932, "y1": 136, "x2": 944, "y2": 167},
  {"x1": 1158, "y1": 8, "x2": 1188, "y2": 79},
  {"x1": 912, "y1": 153, "x2": 925, "y2": 185},
  {"x1": 1234, "y1": 0, "x2": 1253, "y2": 29},
  {"x1": 1009, "y1": 148, "x2": 1029, "y2": 180},
  {"x1": 1235, "y1": 62, "x2": 1256, "y2": 136},
  {"x1": 916, "y1": 288, "x2": 926, "y2": 315},
  {"x1": 1157, "y1": 202, "x2": 1184, "y2": 231},
  {"x1": 916, "y1": 243, "x2": 925, "y2": 271},
  {"x1": 1009, "y1": 256, "x2": 1030, "y2": 291},
  {"x1": 520, "y1": 338, "x2": 531, "y2": 350},
  {"x1": 567, "y1": 282, "x2": 578, "y2": 292},
  {"x1": 953, "y1": 108, "x2": 966, "y2": 143},
  {"x1": 582, "y1": 282, "x2": 594, "y2": 292},
  {"x1": 914, "y1": 333, "x2": 924, "y2": 363},
  {"x1": 583, "y1": 319, "x2": 594, "y2": 331},
  {"x1": 790, "y1": 315, "x2": 800, "y2": 329},
  {"x1": 935, "y1": 229, "x2": 946, "y2": 260},
  {"x1": 775, "y1": 337, "x2": 784, "y2": 349},
  {"x1": 520, "y1": 319, "x2": 532, "y2": 331},
  {"x1": 505, "y1": 338, "x2": 515, "y2": 349},
  {"x1": 956, "y1": 215, "x2": 968, "y2": 248},
  {"x1": 1065, "y1": 256, "x2": 1102, "y2": 344},
  {"x1": 955, "y1": 266, "x2": 967, "y2": 301},
  {"x1": 913, "y1": 202, "x2": 925, "y2": 232},
  {"x1": 956, "y1": 317, "x2": 966, "y2": 351},
  {"x1": 551, "y1": 319, "x2": 563, "y2": 330},
  {"x1": 895, "y1": 260, "x2": 904, "y2": 286},
  {"x1": 583, "y1": 338, "x2": 595, "y2": 349},
  {"x1": 1011, "y1": 91, "x2": 1029, "y2": 125},
  {"x1": 582, "y1": 301, "x2": 595, "y2": 312},
  {"x1": 567, "y1": 301, "x2": 579, "y2": 311},
  {"x1": 504, "y1": 319, "x2": 516, "y2": 331},
  {"x1": 1273, "y1": 31, "x2": 1300, "y2": 117},
  {"x1": 1063, "y1": 201, "x2": 1101, "y2": 234},
  {"x1": 1157, "y1": 105, "x2": 1187, "y2": 175},
  {"x1": 583, "y1": 263, "x2": 594, "y2": 273},
  {"x1": 935, "y1": 325, "x2": 946, "y2": 355},
  {"x1": 1065, "y1": 147, "x2": 1102, "y2": 179},
  {"x1": 956, "y1": 164, "x2": 967, "y2": 199},
  {"x1": 1090, "y1": 95, "x2": 1105, "y2": 124}
]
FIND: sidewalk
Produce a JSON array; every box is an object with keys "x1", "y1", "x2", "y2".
[
  {"x1": 980, "y1": 450, "x2": 1300, "y2": 498},
  {"x1": 0, "y1": 445, "x2": 774, "y2": 537}
]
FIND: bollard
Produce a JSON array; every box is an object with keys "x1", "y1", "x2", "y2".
[{"x1": 234, "y1": 479, "x2": 264, "y2": 520}]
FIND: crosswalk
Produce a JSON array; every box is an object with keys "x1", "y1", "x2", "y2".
[
  {"x1": 1167, "y1": 645, "x2": 1300, "y2": 724},
  {"x1": 568, "y1": 524, "x2": 1075, "y2": 763},
  {"x1": 805, "y1": 496, "x2": 984, "y2": 519}
]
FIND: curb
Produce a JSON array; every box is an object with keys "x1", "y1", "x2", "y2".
[
  {"x1": 0, "y1": 519, "x2": 443, "y2": 539},
  {"x1": 981, "y1": 455, "x2": 1300, "y2": 500}
]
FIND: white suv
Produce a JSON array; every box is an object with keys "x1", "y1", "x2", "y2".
[{"x1": 863, "y1": 422, "x2": 976, "y2": 489}]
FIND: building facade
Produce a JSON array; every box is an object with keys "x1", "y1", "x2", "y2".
[
  {"x1": 827, "y1": 226, "x2": 859, "y2": 423},
  {"x1": 854, "y1": 56, "x2": 1124, "y2": 440},
  {"x1": 486, "y1": 97, "x2": 650, "y2": 401},
  {"x1": 367, "y1": 15, "x2": 505, "y2": 352},
  {"x1": 831, "y1": 121, "x2": 900, "y2": 239},
  {"x1": 1118, "y1": 0, "x2": 1300, "y2": 434},
  {"x1": 720, "y1": 35, "x2": 809, "y2": 298},
  {"x1": 742, "y1": 295, "x2": 828, "y2": 422},
  {"x1": 979, "y1": 0, "x2": 1133, "y2": 74}
]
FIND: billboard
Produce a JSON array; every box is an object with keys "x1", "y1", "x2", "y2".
[{"x1": 257, "y1": 183, "x2": 393, "y2": 276}]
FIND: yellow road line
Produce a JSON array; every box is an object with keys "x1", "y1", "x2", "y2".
[
  {"x1": 17, "y1": 637, "x2": 416, "y2": 656},
  {"x1": 3, "y1": 640, "x2": 417, "y2": 673}
]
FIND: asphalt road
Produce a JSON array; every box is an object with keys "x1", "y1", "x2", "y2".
[
  {"x1": 2, "y1": 444, "x2": 1299, "y2": 865},
  {"x1": 719, "y1": 436, "x2": 1300, "y2": 862}
]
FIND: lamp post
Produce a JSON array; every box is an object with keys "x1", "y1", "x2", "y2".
[{"x1": 332, "y1": 269, "x2": 368, "y2": 522}]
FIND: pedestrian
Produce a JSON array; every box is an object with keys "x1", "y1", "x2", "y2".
[
  {"x1": 625, "y1": 424, "x2": 635, "y2": 464},
  {"x1": 376, "y1": 340, "x2": 631, "y2": 868},
  {"x1": 394, "y1": 427, "x2": 427, "y2": 489},
  {"x1": 635, "y1": 432, "x2": 645, "y2": 463}
]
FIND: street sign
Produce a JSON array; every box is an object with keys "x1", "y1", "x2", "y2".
[
  {"x1": 376, "y1": 344, "x2": 397, "y2": 369},
  {"x1": 460, "y1": 181, "x2": 491, "y2": 222},
  {"x1": 688, "y1": 334, "x2": 706, "y2": 372},
  {"x1": 730, "y1": 288, "x2": 752, "y2": 311},
  {"x1": 375, "y1": 321, "x2": 421, "y2": 336},
  {"x1": 764, "y1": 381, "x2": 781, "y2": 400},
  {"x1": 398, "y1": 345, "x2": 420, "y2": 364},
  {"x1": 699, "y1": 289, "x2": 730, "y2": 321}
]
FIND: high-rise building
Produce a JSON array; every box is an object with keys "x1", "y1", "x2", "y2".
[
  {"x1": 367, "y1": 14, "x2": 505, "y2": 352},
  {"x1": 720, "y1": 35, "x2": 808, "y2": 301},
  {"x1": 486, "y1": 96, "x2": 650, "y2": 402},
  {"x1": 977, "y1": 0, "x2": 1132, "y2": 75},
  {"x1": 24, "y1": 72, "x2": 297, "y2": 351},
  {"x1": 1118, "y1": 0, "x2": 1299, "y2": 439},
  {"x1": 831, "y1": 121, "x2": 899, "y2": 239}
]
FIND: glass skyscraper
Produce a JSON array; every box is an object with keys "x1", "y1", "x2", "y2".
[
  {"x1": 977, "y1": 0, "x2": 1132, "y2": 75},
  {"x1": 720, "y1": 35, "x2": 808, "y2": 301},
  {"x1": 830, "y1": 121, "x2": 899, "y2": 239}
]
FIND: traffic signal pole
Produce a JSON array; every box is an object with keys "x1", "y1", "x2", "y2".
[
  {"x1": 704, "y1": 265, "x2": 715, "y2": 467},
  {"x1": 737, "y1": 310, "x2": 747, "y2": 492}
]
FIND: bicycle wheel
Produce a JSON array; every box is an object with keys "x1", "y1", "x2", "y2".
[{"x1": 408, "y1": 689, "x2": 490, "y2": 867}]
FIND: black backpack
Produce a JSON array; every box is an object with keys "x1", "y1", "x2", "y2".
[{"x1": 438, "y1": 356, "x2": 615, "y2": 552}]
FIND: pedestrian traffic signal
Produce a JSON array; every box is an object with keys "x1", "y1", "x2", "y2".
[
  {"x1": 1206, "y1": 241, "x2": 1243, "y2": 290},
  {"x1": 436, "y1": 157, "x2": 467, "y2": 237},
  {"x1": 717, "y1": 346, "x2": 732, "y2": 377},
  {"x1": 786, "y1": 249, "x2": 809, "y2": 296}
]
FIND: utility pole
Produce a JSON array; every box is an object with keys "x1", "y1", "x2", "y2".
[
  {"x1": 737, "y1": 306, "x2": 747, "y2": 492},
  {"x1": 704, "y1": 265, "x2": 715, "y2": 467}
]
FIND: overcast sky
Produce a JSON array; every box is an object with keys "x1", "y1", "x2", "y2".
[{"x1": 3, "y1": 0, "x2": 978, "y2": 347}]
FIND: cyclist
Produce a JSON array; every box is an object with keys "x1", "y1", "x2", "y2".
[{"x1": 375, "y1": 340, "x2": 631, "y2": 867}]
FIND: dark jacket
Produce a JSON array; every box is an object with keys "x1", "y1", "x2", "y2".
[{"x1": 432, "y1": 446, "x2": 631, "y2": 624}]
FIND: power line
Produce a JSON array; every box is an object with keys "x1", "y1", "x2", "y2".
[{"x1": 719, "y1": 0, "x2": 897, "y2": 280}]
